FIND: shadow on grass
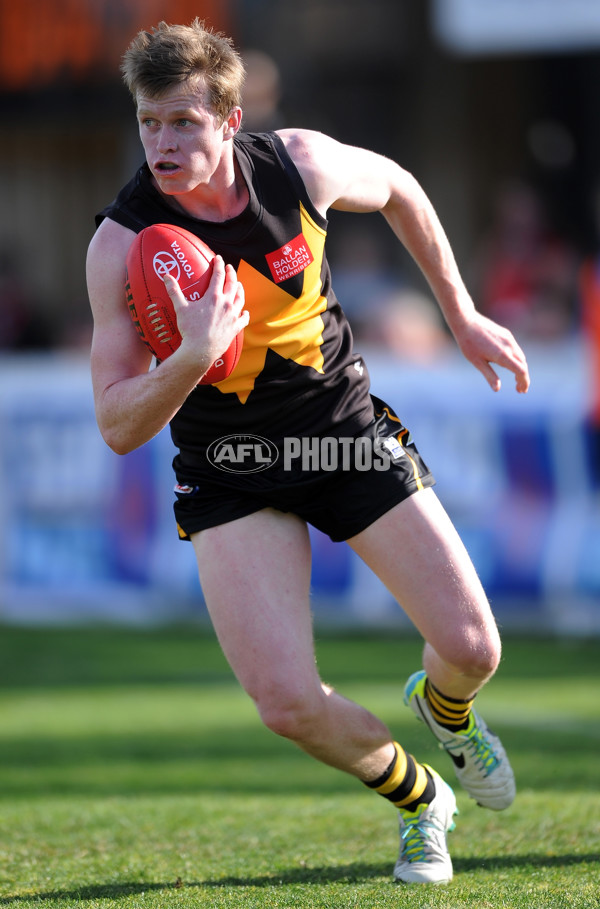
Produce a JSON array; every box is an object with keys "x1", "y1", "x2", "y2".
[
  {"x1": 1, "y1": 721, "x2": 598, "y2": 796},
  {"x1": 0, "y1": 628, "x2": 598, "y2": 692},
  {"x1": 0, "y1": 853, "x2": 597, "y2": 904}
]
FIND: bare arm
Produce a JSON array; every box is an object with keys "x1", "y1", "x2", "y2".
[
  {"x1": 87, "y1": 218, "x2": 248, "y2": 454},
  {"x1": 278, "y1": 128, "x2": 530, "y2": 394}
]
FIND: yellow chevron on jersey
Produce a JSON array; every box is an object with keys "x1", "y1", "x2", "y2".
[
  {"x1": 214, "y1": 202, "x2": 328, "y2": 403},
  {"x1": 96, "y1": 130, "x2": 376, "y2": 444}
]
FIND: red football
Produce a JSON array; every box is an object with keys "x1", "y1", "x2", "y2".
[{"x1": 125, "y1": 223, "x2": 243, "y2": 385}]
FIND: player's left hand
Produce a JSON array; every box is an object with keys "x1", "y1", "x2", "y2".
[{"x1": 454, "y1": 312, "x2": 530, "y2": 394}]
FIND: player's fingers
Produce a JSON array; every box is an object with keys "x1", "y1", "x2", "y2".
[
  {"x1": 229, "y1": 280, "x2": 249, "y2": 329},
  {"x1": 208, "y1": 255, "x2": 226, "y2": 292},
  {"x1": 513, "y1": 360, "x2": 530, "y2": 393},
  {"x1": 238, "y1": 306, "x2": 250, "y2": 330},
  {"x1": 477, "y1": 359, "x2": 502, "y2": 392},
  {"x1": 496, "y1": 345, "x2": 531, "y2": 394},
  {"x1": 511, "y1": 346, "x2": 531, "y2": 393},
  {"x1": 221, "y1": 261, "x2": 241, "y2": 297},
  {"x1": 162, "y1": 272, "x2": 186, "y2": 304},
  {"x1": 233, "y1": 278, "x2": 245, "y2": 310},
  {"x1": 221, "y1": 263, "x2": 247, "y2": 322}
]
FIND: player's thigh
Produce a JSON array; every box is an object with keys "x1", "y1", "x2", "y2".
[
  {"x1": 347, "y1": 488, "x2": 499, "y2": 664},
  {"x1": 191, "y1": 508, "x2": 321, "y2": 703}
]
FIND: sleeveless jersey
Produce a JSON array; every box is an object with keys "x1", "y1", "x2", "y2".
[{"x1": 95, "y1": 131, "x2": 375, "y2": 466}]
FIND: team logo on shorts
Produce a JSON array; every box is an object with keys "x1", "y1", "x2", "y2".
[{"x1": 207, "y1": 434, "x2": 279, "y2": 473}]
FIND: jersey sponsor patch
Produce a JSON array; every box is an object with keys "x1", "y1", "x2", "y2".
[{"x1": 265, "y1": 233, "x2": 314, "y2": 284}]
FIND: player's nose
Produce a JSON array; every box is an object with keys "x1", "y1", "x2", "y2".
[{"x1": 157, "y1": 125, "x2": 178, "y2": 154}]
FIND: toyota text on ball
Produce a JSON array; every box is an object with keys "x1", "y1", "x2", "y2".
[{"x1": 152, "y1": 241, "x2": 197, "y2": 283}]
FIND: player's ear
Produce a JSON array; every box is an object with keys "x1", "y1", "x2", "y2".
[{"x1": 223, "y1": 107, "x2": 242, "y2": 139}]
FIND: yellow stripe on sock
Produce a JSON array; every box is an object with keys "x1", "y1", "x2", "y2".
[
  {"x1": 392, "y1": 761, "x2": 430, "y2": 809},
  {"x1": 428, "y1": 685, "x2": 474, "y2": 712},
  {"x1": 426, "y1": 681, "x2": 473, "y2": 726},
  {"x1": 373, "y1": 744, "x2": 408, "y2": 796},
  {"x1": 430, "y1": 700, "x2": 471, "y2": 722}
]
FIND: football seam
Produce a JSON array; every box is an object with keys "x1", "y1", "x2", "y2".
[{"x1": 139, "y1": 227, "x2": 181, "y2": 352}]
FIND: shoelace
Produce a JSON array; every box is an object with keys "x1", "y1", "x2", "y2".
[
  {"x1": 445, "y1": 722, "x2": 500, "y2": 774},
  {"x1": 400, "y1": 816, "x2": 438, "y2": 863}
]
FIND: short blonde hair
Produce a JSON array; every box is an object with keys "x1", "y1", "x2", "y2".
[{"x1": 121, "y1": 19, "x2": 245, "y2": 122}]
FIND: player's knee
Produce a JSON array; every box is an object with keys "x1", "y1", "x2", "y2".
[
  {"x1": 255, "y1": 688, "x2": 321, "y2": 742},
  {"x1": 437, "y1": 618, "x2": 501, "y2": 681},
  {"x1": 455, "y1": 626, "x2": 501, "y2": 680},
  {"x1": 463, "y1": 645, "x2": 500, "y2": 681}
]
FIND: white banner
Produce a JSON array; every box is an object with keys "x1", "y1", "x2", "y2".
[{"x1": 433, "y1": 0, "x2": 600, "y2": 54}]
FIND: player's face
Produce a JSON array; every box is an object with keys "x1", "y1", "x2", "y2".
[{"x1": 136, "y1": 80, "x2": 236, "y2": 196}]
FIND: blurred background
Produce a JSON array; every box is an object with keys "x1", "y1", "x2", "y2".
[{"x1": 0, "y1": 0, "x2": 599, "y2": 633}]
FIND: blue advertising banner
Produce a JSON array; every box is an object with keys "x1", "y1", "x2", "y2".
[{"x1": 0, "y1": 343, "x2": 598, "y2": 632}]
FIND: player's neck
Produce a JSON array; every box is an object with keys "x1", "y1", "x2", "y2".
[{"x1": 156, "y1": 160, "x2": 248, "y2": 223}]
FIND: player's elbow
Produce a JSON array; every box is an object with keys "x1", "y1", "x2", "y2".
[
  {"x1": 100, "y1": 424, "x2": 136, "y2": 456},
  {"x1": 95, "y1": 408, "x2": 140, "y2": 456},
  {"x1": 93, "y1": 383, "x2": 140, "y2": 455},
  {"x1": 107, "y1": 437, "x2": 135, "y2": 457}
]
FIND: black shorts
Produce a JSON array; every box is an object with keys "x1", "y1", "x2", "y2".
[{"x1": 173, "y1": 395, "x2": 435, "y2": 543}]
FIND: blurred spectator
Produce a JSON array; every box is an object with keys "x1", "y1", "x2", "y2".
[
  {"x1": 578, "y1": 184, "x2": 600, "y2": 486},
  {"x1": 56, "y1": 304, "x2": 94, "y2": 352},
  {"x1": 241, "y1": 49, "x2": 285, "y2": 132},
  {"x1": 327, "y1": 224, "x2": 451, "y2": 360},
  {"x1": 470, "y1": 179, "x2": 579, "y2": 342},
  {"x1": 0, "y1": 248, "x2": 52, "y2": 350},
  {"x1": 327, "y1": 223, "x2": 453, "y2": 365},
  {"x1": 329, "y1": 224, "x2": 400, "y2": 333},
  {"x1": 358, "y1": 288, "x2": 453, "y2": 363}
]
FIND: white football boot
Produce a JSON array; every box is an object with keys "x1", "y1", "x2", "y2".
[
  {"x1": 404, "y1": 670, "x2": 516, "y2": 810},
  {"x1": 393, "y1": 766, "x2": 457, "y2": 885}
]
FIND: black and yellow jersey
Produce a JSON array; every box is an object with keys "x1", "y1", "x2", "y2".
[{"x1": 96, "y1": 131, "x2": 375, "y2": 462}]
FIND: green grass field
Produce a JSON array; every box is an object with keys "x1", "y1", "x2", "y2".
[{"x1": 0, "y1": 625, "x2": 598, "y2": 908}]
